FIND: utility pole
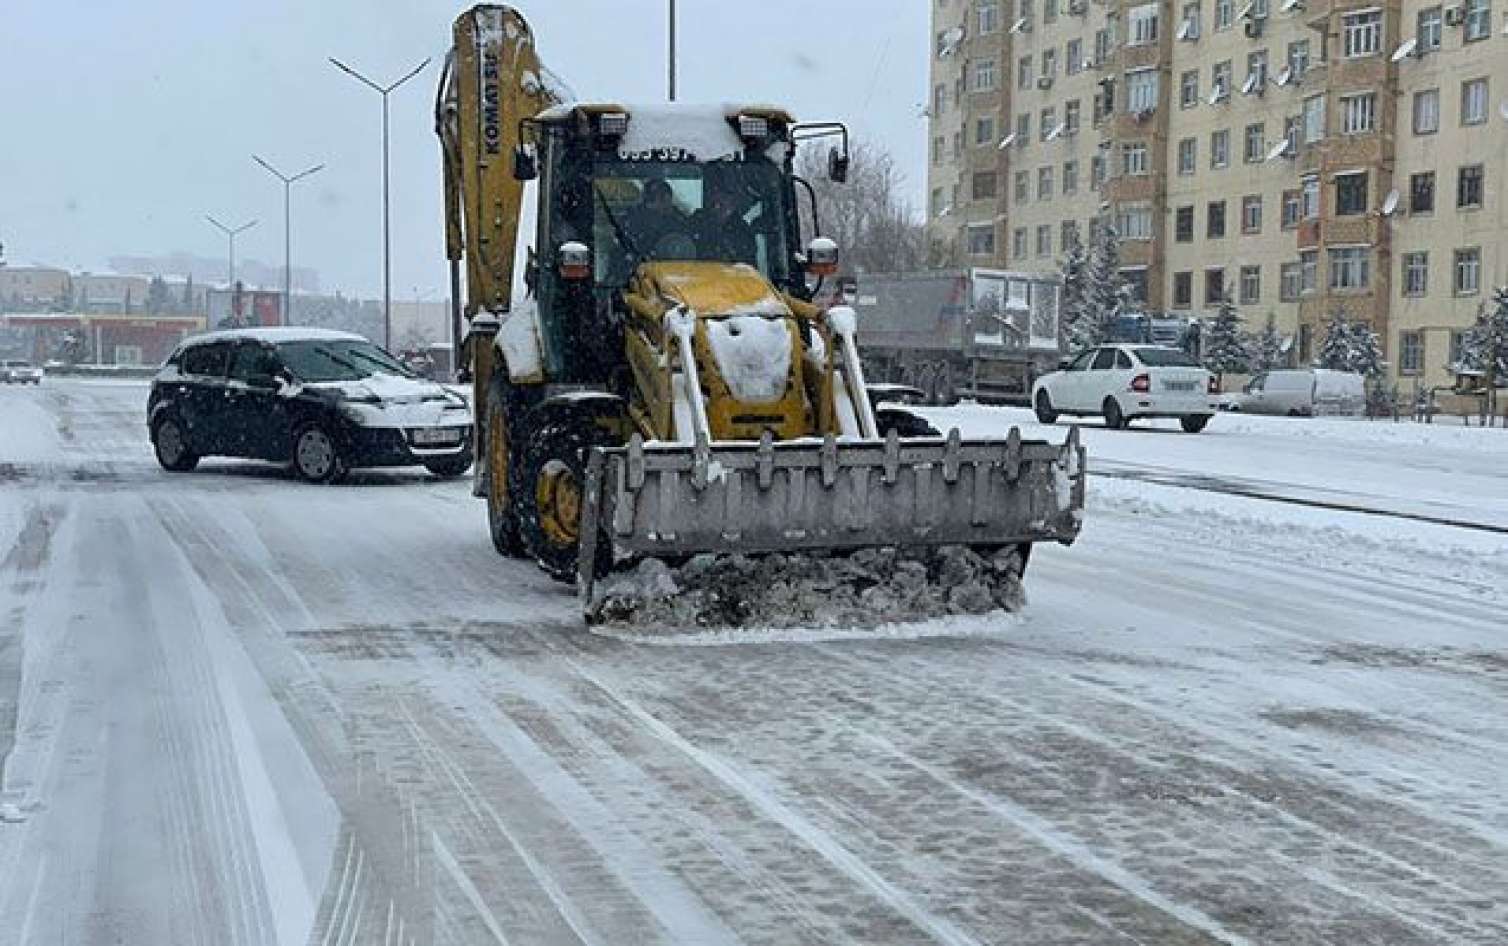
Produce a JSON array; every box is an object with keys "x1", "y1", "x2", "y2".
[
  {"x1": 205, "y1": 215, "x2": 257, "y2": 289},
  {"x1": 668, "y1": 0, "x2": 678, "y2": 102},
  {"x1": 252, "y1": 155, "x2": 323, "y2": 325},
  {"x1": 329, "y1": 55, "x2": 430, "y2": 350}
]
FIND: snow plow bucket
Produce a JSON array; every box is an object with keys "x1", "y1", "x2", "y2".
[{"x1": 576, "y1": 425, "x2": 1086, "y2": 612}]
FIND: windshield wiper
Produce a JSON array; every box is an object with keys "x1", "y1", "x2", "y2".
[
  {"x1": 347, "y1": 348, "x2": 413, "y2": 377},
  {"x1": 312, "y1": 346, "x2": 364, "y2": 376}
]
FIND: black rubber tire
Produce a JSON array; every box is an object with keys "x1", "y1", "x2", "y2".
[
  {"x1": 151, "y1": 415, "x2": 200, "y2": 472},
  {"x1": 424, "y1": 451, "x2": 473, "y2": 478},
  {"x1": 517, "y1": 407, "x2": 622, "y2": 583},
  {"x1": 291, "y1": 422, "x2": 347, "y2": 484},
  {"x1": 1103, "y1": 397, "x2": 1127, "y2": 430},
  {"x1": 1180, "y1": 414, "x2": 1211, "y2": 434},
  {"x1": 875, "y1": 406, "x2": 940, "y2": 438},
  {"x1": 1034, "y1": 390, "x2": 1058, "y2": 424},
  {"x1": 1287, "y1": 408, "x2": 1302, "y2": 417},
  {"x1": 484, "y1": 376, "x2": 527, "y2": 557}
]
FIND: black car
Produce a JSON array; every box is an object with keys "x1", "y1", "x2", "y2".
[{"x1": 147, "y1": 328, "x2": 473, "y2": 483}]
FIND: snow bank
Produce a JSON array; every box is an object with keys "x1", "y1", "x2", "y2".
[{"x1": 703, "y1": 316, "x2": 791, "y2": 402}]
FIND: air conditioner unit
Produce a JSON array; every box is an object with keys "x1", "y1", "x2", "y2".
[
  {"x1": 1038, "y1": 75, "x2": 1055, "y2": 89},
  {"x1": 1444, "y1": 5, "x2": 1464, "y2": 25}
]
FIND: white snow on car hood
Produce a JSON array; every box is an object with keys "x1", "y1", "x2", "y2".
[{"x1": 306, "y1": 373, "x2": 471, "y2": 429}]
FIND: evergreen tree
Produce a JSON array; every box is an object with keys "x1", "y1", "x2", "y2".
[
  {"x1": 181, "y1": 273, "x2": 195, "y2": 314},
  {"x1": 1058, "y1": 225, "x2": 1088, "y2": 350},
  {"x1": 1068, "y1": 223, "x2": 1126, "y2": 352},
  {"x1": 1201, "y1": 293, "x2": 1249, "y2": 380},
  {"x1": 145, "y1": 276, "x2": 171, "y2": 314},
  {"x1": 1316, "y1": 310, "x2": 1385, "y2": 377},
  {"x1": 1253, "y1": 313, "x2": 1286, "y2": 371},
  {"x1": 1458, "y1": 287, "x2": 1508, "y2": 382},
  {"x1": 1316, "y1": 311, "x2": 1353, "y2": 371},
  {"x1": 1347, "y1": 320, "x2": 1385, "y2": 378}
]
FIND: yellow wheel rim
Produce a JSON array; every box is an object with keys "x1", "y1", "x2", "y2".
[
  {"x1": 535, "y1": 460, "x2": 581, "y2": 548},
  {"x1": 487, "y1": 401, "x2": 509, "y2": 510}
]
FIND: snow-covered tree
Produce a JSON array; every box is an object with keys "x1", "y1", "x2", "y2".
[
  {"x1": 1458, "y1": 286, "x2": 1508, "y2": 381},
  {"x1": 1058, "y1": 225, "x2": 1089, "y2": 350},
  {"x1": 1066, "y1": 223, "x2": 1126, "y2": 352},
  {"x1": 1253, "y1": 314, "x2": 1287, "y2": 371},
  {"x1": 1201, "y1": 293, "x2": 1249, "y2": 381},
  {"x1": 1316, "y1": 311, "x2": 1385, "y2": 377}
]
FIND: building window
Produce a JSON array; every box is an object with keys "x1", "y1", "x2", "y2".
[
  {"x1": 1242, "y1": 195, "x2": 1263, "y2": 233},
  {"x1": 932, "y1": 137, "x2": 944, "y2": 164},
  {"x1": 1211, "y1": 129, "x2": 1230, "y2": 168},
  {"x1": 1040, "y1": 107, "x2": 1057, "y2": 140},
  {"x1": 1215, "y1": 0, "x2": 1234, "y2": 29},
  {"x1": 1013, "y1": 228, "x2": 1028, "y2": 258},
  {"x1": 1283, "y1": 115, "x2": 1300, "y2": 152},
  {"x1": 1341, "y1": 93, "x2": 1376, "y2": 134},
  {"x1": 1414, "y1": 90, "x2": 1440, "y2": 135},
  {"x1": 1045, "y1": 0, "x2": 1060, "y2": 22},
  {"x1": 1212, "y1": 60, "x2": 1232, "y2": 100},
  {"x1": 1017, "y1": 113, "x2": 1030, "y2": 144},
  {"x1": 1342, "y1": 10, "x2": 1381, "y2": 57},
  {"x1": 1095, "y1": 27, "x2": 1112, "y2": 63},
  {"x1": 1245, "y1": 50, "x2": 1268, "y2": 93},
  {"x1": 930, "y1": 187, "x2": 944, "y2": 217},
  {"x1": 1067, "y1": 39, "x2": 1084, "y2": 74},
  {"x1": 952, "y1": 132, "x2": 963, "y2": 159},
  {"x1": 979, "y1": 0, "x2": 1001, "y2": 33},
  {"x1": 1178, "y1": 137, "x2": 1197, "y2": 174},
  {"x1": 1300, "y1": 250, "x2": 1318, "y2": 293},
  {"x1": 1036, "y1": 224, "x2": 1052, "y2": 256},
  {"x1": 1244, "y1": 123, "x2": 1266, "y2": 162},
  {"x1": 1180, "y1": 70, "x2": 1199, "y2": 108},
  {"x1": 1092, "y1": 155, "x2": 1106, "y2": 187},
  {"x1": 1063, "y1": 160, "x2": 1079, "y2": 194},
  {"x1": 1207, "y1": 200, "x2": 1227, "y2": 238},
  {"x1": 1065, "y1": 99, "x2": 1082, "y2": 134},
  {"x1": 1418, "y1": 6, "x2": 1443, "y2": 49},
  {"x1": 1455, "y1": 248, "x2": 1481, "y2": 293},
  {"x1": 1176, "y1": 205, "x2": 1195, "y2": 241},
  {"x1": 1450, "y1": 330, "x2": 1468, "y2": 366},
  {"x1": 976, "y1": 117, "x2": 996, "y2": 146},
  {"x1": 1122, "y1": 269, "x2": 1149, "y2": 304},
  {"x1": 1301, "y1": 175, "x2": 1320, "y2": 218},
  {"x1": 1117, "y1": 204, "x2": 1154, "y2": 240},
  {"x1": 973, "y1": 172, "x2": 998, "y2": 200},
  {"x1": 1288, "y1": 40, "x2": 1311, "y2": 79},
  {"x1": 1127, "y1": 69, "x2": 1159, "y2": 112},
  {"x1": 1181, "y1": 2, "x2": 1202, "y2": 37},
  {"x1": 1399, "y1": 332, "x2": 1424, "y2": 375},
  {"x1": 1303, "y1": 94, "x2": 1325, "y2": 143},
  {"x1": 1019, "y1": 56, "x2": 1034, "y2": 88},
  {"x1": 1173, "y1": 271, "x2": 1193, "y2": 307},
  {"x1": 974, "y1": 58, "x2": 998, "y2": 91},
  {"x1": 1282, "y1": 189, "x2": 1301, "y2": 228},
  {"x1": 1015, "y1": 170, "x2": 1030, "y2": 201},
  {"x1": 1329, "y1": 247, "x2": 1371, "y2": 289},
  {"x1": 1462, "y1": 78, "x2": 1488, "y2": 125},
  {"x1": 1240, "y1": 265, "x2": 1261, "y2": 304},
  {"x1": 1402, "y1": 252, "x2": 1428, "y2": 296},
  {"x1": 1281, "y1": 262, "x2": 1302, "y2": 300},
  {"x1": 1061, "y1": 220, "x2": 1077, "y2": 250},
  {"x1": 1411, "y1": 171, "x2": 1435, "y2": 213},
  {"x1": 969, "y1": 224, "x2": 997, "y2": 256},
  {"x1": 1205, "y1": 268, "x2": 1226, "y2": 303},
  {"x1": 1336, "y1": 172, "x2": 1368, "y2": 216},
  {"x1": 1042, "y1": 48, "x2": 1059, "y2": 78},
  {"x1": 1465, "y1": 0, "x2": 1490, "y2": 40},
  {"x1": 1458, "y1": 165, "x2": 1484, "y2": 208},
  {"x1": 1038, "y1": 166, "x2": 1054, "y2": 199},
  {"x1": 1122, "y1": 142, "x2": 1150, "y2": 175},
  {"x1": 1128, "y1": 3, "x2": 1160, "y2": 44}
]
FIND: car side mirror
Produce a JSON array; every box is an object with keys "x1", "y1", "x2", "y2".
[
  {"x1": 247, "y1": 372, "x2": 278, "y2": 389},
  {"x1": 828, "y1": 147, "x2": 849, "y2": 184}
]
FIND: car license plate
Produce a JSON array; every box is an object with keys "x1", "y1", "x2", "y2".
[
  {"x1": 1164, "y1": 381, "x2": 1197, "y2": 392},
  {"x1": 412, "y1": 427, "x2": 462, "y2": 446}
]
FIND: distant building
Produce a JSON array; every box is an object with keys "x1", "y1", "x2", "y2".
[
  {"x1": 206, "y1": 287, "x2": 283, "y2": 328},
  {"x1": 0, "y1": 266, "x2": 70, "y2": 308},
  {"x1": 0, "y1": 312, "x2": 206, "y2": 365},
  {"x1": 74, "y1": 274, "x2": 152, "y2": 313}
]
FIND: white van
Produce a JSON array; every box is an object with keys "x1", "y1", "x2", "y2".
[{"x1": 1230, "y1": 369, "x2": 1365, "y2": 416}]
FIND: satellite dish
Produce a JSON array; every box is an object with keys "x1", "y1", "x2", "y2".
[
  {"x1": 1381, "y1": 189, "x2": 1400, "y2": 215},
  {"x1": 1266, "y1": 139, "x2": 1291, "y2": 161},
  {"x1": 1274, "y1": 65, "x2": 1292, "y2": 86},
  {"x1": 1391, "y1": 37, "x2": 1418, "y2": 61},
  {"x1": 997, "y1": 133, "x2": 1017, "y2": 150}
]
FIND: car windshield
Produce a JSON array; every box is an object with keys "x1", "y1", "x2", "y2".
[
  {"x1": 591, "y1": 158, "x2": 790, "y2": 286},
  {"x1": 1133, "y1": 347, "x2": 1201, "y2": 367},
  {"x1": 275, "y1": 339, "x2": 414, "y2": 383}
]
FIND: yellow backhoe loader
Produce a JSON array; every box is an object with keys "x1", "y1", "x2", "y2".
[{"x1": 436, "y1": 5, "x2": 1086, "y2": 627}]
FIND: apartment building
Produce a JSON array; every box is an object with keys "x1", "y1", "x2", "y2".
[{"x1": 927, "y1": 0, "x2": 1508, "y2": 388}]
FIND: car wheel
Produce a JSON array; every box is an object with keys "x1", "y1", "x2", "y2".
[
  {"x1": 424, "y1": 451, "x2": 473, "y2": 478},
  {"x1": 875, "y1": 406, "x2": 940, "y2": 438},
  {"x1": 1103, "y1": 397, "x2": 1127, "y2": 430},
  {"x1": 152, "y1": 415, "x2": 200, "y2": 472},
  {"x1": 1180, "y1": 414, "x2": 1211, "y2": 434},
  {"x1": 1287, "y1": 408, "x2": 1302, "y2": 417},
  {"x1": 292, "y1": 422, "x2": 347, "y2": 484},
  {"x1": 1034, "y1": 390, "x2": 1058, "y2": 424},
  {"x1": 517, "y1": 407, "x2": 621, "y2": 583}
]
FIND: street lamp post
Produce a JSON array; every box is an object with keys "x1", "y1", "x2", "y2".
[
  {"x1": 205, "y1": 215, "x2": 257, "y2": 288},
  {"x1": 252, "y1": 155, "x2": 323, "y2": 325},
  {"x1": 329, "y1": 55, "x2": 430, "y2": 350},
  {"x1": 668, "y1": 0, "x2": 677, "y2": 101}
]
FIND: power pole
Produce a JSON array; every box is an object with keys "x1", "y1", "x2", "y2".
[
  {"x1": 668, "y1": 0, "x2": 678, "y2": 102},
  {"x1": 252, "y1": 155, "x2": 324, "y2": 325}
]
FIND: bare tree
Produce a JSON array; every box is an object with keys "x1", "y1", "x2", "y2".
[{"x1": 795, "y1": 140, "x2": 927, "y2": 275}]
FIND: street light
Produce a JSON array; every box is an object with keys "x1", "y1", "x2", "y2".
[
  {"x1": 252, "y1": 155, "x2": 324, "y2": 325},
  {"x1": 205, "y1": 215, "x2": 257, "y2": 289},
  {"x1": 668, "y1": 0, "x2": 678, "y2": 101},
  {"x1": 329, "y1": 55, "x2": 430, "y2": 350}
]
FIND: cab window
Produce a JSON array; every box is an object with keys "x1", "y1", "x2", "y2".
[
  {"x1": 181, "y1": 342, "x2": 230, "y2": 378},
  {"x1": 1115, "y1": 350, "x2": 1133, "y2": 369},
  {"x1": 228, "y1": 343, "x2": 281, "y2": 384},
  {"x1": 1091, "y1": 348, "x2": 1117, "y2": 370}
]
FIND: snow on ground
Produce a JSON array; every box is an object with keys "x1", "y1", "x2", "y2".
[{"x1": 0, "y1": 379, "x2": 1505, "y2": 944}]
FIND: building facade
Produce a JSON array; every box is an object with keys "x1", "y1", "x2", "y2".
[{"x1": 927, "y1": 0, "x2": 1508, "y2": 388}]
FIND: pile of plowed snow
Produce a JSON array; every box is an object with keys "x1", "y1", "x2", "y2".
[{"x1": 586, "y1": 545, "x2": 1027, "y2": 631}]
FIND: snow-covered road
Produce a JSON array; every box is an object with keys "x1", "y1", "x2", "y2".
[{"x1": 1, "y1": 380, "x2": 1505, "y2": 945}]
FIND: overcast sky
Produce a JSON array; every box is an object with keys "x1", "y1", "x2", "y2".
[{"x1": 0, "y1": 1, "x2": 929, "y2": 300}]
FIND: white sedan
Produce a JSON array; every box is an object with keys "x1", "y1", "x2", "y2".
[{"x1": 1032, "y1": 344, "x2": 1219, "y2": 432}]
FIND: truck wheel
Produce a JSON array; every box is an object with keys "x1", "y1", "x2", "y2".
[
  {"x1": 1034, "y1": 390, "x2": 1058, "y2": 424},
  {"x1": 517, "y1": 408, "x2": 621, "y2": 583},
  {"x1": 1103, "y1": 397, "x2": 1127, "y2": 430},
  {"x1": 1180, "y1": 414, "x2": 1211, "y2": 433},
  {"x1": 875, "y1": 407, "x2": 940, "y2": 438},
  {"x1": 484, "y1": 377, "x2": 526, "y2": 557}
]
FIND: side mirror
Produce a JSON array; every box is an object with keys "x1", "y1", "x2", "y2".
[
  {"x1": 247, "y1": 371, "x2": 278, "y2": 389},
  {"x1": 513, "y1": 146, "x2": 538, "y2": 181},
  {"x1": 806, "y1": 237, "x2": 839, "y2": 277},
  {"x1": 828, "y1": 147, "x2": 850, "y2": 183}
]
